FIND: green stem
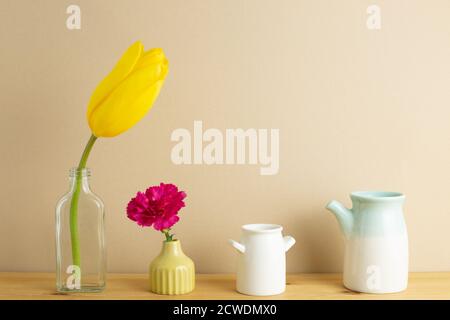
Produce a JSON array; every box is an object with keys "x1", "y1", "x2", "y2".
[
  {"x1": 162, "y1": 229, "x2": 174, "y2": 242},
  {"x1": 69, "y1": 134, "x2": 97, "y2": 267}
]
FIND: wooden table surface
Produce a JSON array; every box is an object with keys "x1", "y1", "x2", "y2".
[{"x1": 0, "y1": 273, "x2": 449, "y2": 300}]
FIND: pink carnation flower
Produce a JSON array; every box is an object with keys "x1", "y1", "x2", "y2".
[{"x1": 127, "y1": 183, "x2": 186, "y2": 231}]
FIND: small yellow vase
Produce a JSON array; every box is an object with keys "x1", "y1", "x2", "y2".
[{"x1": 149, "y1": 240, "x2": 195, "y2": 295}]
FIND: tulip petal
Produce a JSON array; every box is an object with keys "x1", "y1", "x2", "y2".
[
  {"x1": 136, "y1": 48, "x2": 166, "y2": 70},
  {"x1": 88, "y1": 61, "x2": 168, "y2": 137},
  {"x1": 90, "y1": 81, "x2": 163, "y2": 137},
  {"x1": 86, "y1": 41, "x2": 144, "y2": 121}
]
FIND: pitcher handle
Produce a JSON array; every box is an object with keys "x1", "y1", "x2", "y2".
[
  {"x1": 284, "y1": 236, "x2": 296, "y2": 252},
  {"x1": 228, "y1": 239, "x2": 246, "y2": 254}
]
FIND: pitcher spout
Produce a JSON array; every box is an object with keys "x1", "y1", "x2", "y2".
[{"x1": 326, "y1": 200, "x2": 354, "y2": 238}]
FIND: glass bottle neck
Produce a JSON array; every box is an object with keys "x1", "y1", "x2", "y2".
[
  {"x1": 69, "y1": 176, "x2": 91, "y2": 193},
  {"x1": 69, "y1": 168, "x2": 92, "y2": 193}
]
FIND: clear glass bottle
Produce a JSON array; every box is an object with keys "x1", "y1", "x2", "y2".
[{"x1": 55, "y1": 168, "x2": 106, "y2": 292}]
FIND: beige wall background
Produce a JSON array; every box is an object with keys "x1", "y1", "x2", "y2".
[{"x1": 1, "y1": 0, "x2": 449, "y2": 273}]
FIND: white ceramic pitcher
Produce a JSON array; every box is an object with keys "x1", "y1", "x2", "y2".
[
  {"x1": 326, "y1": 191, "x2": 409, "y2": 294},
  {"x1": 229, "y1": 224, "x2": 296, "y2": 296}
]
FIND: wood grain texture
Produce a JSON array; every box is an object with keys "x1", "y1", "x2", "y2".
[{"x1": 0, "y1": 273, "x2": 449, "y2": 300}]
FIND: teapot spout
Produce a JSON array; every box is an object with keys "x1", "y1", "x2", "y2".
[
  {"x1": 228, "y1": 239, "x2": 245, "y2": 254},
  {"x1": 326, "y1": 200, "x2": 354, "y2": 238}
]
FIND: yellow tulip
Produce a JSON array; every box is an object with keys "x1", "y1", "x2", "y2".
[
  {"x1": 69, "y1": 42, "x2": 168, "y2": 268},
  {"x1": 87, "y1": 41, "x2": 169, "y2": 137}
]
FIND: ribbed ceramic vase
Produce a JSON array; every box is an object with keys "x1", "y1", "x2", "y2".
[{"x1": 149, "y1": 240, "x2": 195, "y2": 295}]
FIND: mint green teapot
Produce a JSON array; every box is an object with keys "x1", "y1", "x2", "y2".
[{"x1": 326, "y1": 191, "x2": 409, "y2": 293}]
